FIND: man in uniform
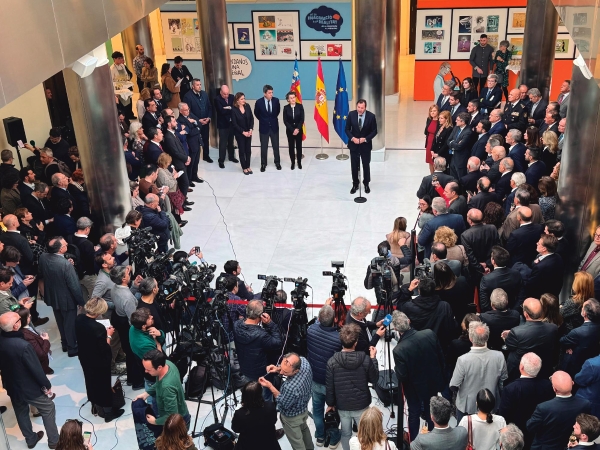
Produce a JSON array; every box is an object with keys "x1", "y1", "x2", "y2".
[{"x1": 502, "y1": 88, "x2": 529, "y2": 133}]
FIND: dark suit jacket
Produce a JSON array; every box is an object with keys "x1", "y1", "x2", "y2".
[
  {"x1": 467, "y1": 191, "x2": 501, "y2": 212},
  {"x1": 38, "y1": 252, "x2": 84, "y2": 311},
  {"x1": 505, "y1": 320, "x2": 559, "y2": 380},
  {"x1": 529, "y1": 100, "x2": 548, "y2": 127},
  {"x1": 417, "y1": 172, "x2": 453, "y2": 199},
  {"x1": 560, "y1": 321, "x2": 600, "y2": 377},
  {"x1": 163, "y1": 130, "x2": 188, "y2": 171},
  {"x1": 479, "y1": 85, "x2": 503, "y2": 112},
  {"x1": 23, "y1": 195, "x2": 52, "y2": 225},
  {"x1": 525, "y1": 253, "x2": 564, "y2": 299},
  {"x1": 418, "y1": 213, "x2": 466, "y2": 258},
  {"x1": 345, "y1": 110, "x2": 378, "y2": 152},
  {"x1": 527, "y1": 396, "x2": 591, "y2": 450},
  {"x1": 504, "y1": 189, "x2": 516, "y2": 216},
  {"x1": 470, "y1": 133, "x2": 489, "y2": 160},
  {"x1": 141, "y1": 111, "x2": 160, "y2": 135},
  {"x1": 0, "y1": 231, "x2": 34, "y2": 275},
  {"x1": 450, "y1": 105, "x2": 467, "y2": 124},
  {"x1": 479, "y1": 267, "x2": 523, "y2": 312},
  {"x1": 498, "y1": 377, "x2": 554, "y2": 447},
  {"x1": 183, "y1": 89, "x2": 212, "y2": 120},
  {"x1": 469, "y1": 112, "x2": 483, "y2": 131},
  {"x1": 506, "y1": 223, "x2": 545, "y2": 266},
  {"x1": 214, "y1": 93, "x2": 235, "y2": 128},
  {"x1": 460, "y1": 223, "x2": 500, "y2": 277},
  {"x1": 447, "y1": 126, "x2": 473, "y2": 171},
  {"x1": 170, "y1": 65, "x2": 193, "y2": 98},
  {"x1": 282, "y1": 104, "x2": 305, "y2": 134},
  {"x1": 460, "y1": 170, "x2": 483, "y2": 194},
  {"x1": 177, "y1": 112, "x2": 201, "y2": 139},
  {"x1": 539, "y1": 120, "x2": 559, "y2": 136},
  {"x1": 49, "y1": 187, "x2": 75, "y2": 214},
  {"x1": 53, "y1": 214, "x2": 77, "y2": 237},
  {"x1": 145, "y1": 141, "x2": 163, "y2": 165},
  {"x1": 480, "y1": 308, "x2": 521, "y2": 349},
  {"x1": 67, "y1": 184, "x2": 90, "y2": 219},
  {"x1": 432, "y1": 126, "x2": 453, "y2": 160},
  {"x1": 253, "y1": 96, "x2": 281, "y2": 134},
  {"x1": 448, "y1": 196, "x2": 467, "y2": 219},
  {"x1": 18, "y1": 182, "x2": 34, "y2": 199},
  {"x1": 495, "y1": 172, "x2": 513, "y2": 201},
  {"x1": 488, "y1": 120, "x2": 507, "y2": 137},
  {"x1": 345, "y1": 312, "x2": 380, "y2": 353},
  {"x1": 508, "y1": 142, "x2": 527, "y2": 173},
  {"x1": 525, "y1": 161, "x2": 548, "y2": 189},
  {"x1": 436, "y1": 94, "x2": 452, "y2": 112},
  {"x1": 231, "y1": 106, "x2": 255, "y2": 134}
]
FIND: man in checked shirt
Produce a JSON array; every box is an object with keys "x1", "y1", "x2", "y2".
[{"x1": 260, "y1": 353, "x2": 314, "y2": 450}]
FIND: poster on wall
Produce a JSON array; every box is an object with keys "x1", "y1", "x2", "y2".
[
  {"x1": 508, "y1": 35, "x2": 523, "y2": 57},
  {"x1": 415, "y1": 9, "x2": 452, "y2": 60},
  {"x1": 305, "y1": 6, "x2": 344, "y2": 37},
  {"x1": 233, "y1": 23, "x2": 254, "y2": 50},
  {"x1": 228, "y1": 23, "x2": 235, "y2": 50},
  {"x1": 161, "y1": 12, "x2": 202, "y2": 60},
  {"x1": 252, "y1": 11, "x2": 301, "y2": 61},
  {"x1": 450, "y1": 8, "x2": 508, "y2": 60},
  {"x1": 300, "y1": 40, "x2": 351, "y2": 60},
  {"x1": 555, "y1": 33, "x2": 576, "y2": 59},
  {"x1": 507, "y1": 8, "x2": 526, "y2": 33}
]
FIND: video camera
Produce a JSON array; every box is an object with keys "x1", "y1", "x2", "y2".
[
  {"x1": 414, "y1": 263, "x2": 432, "y2": 280},
  {"x1": 323, "y1": 261, "x2": 348, "y2": 327},
  {"x1": 258, "y1": 274, "x2": 281, "y2": 315},
  {"x1": 284, "y1": 277, "x2": 310, "y2": 313}
]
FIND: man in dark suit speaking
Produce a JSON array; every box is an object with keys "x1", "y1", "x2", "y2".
[
  {"x1": 345, "y1": 99, "x2": 378, "y2": 194},
  {"x1": 253, "y1": 84, "x2": 281, "y2": 172}
]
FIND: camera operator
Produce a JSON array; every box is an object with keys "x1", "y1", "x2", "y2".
[
  {"x1": 115, "y1": 210, "x2": 143, "y2": 255},
  {"x1": 137, "y1": 193, "x2": 170, "y2": 253},
  {"x1": 364, "y1": 239, "x2": 411, "y2": 291},
  {"x1": 137, "y1": 277, "x2": 168, "y2": 333},
  {"x1": 346, "y1": 297, "x2": 385, "y2": 354},
  {"x1": 306, "y1": 302, "x2": 342, "y2": 448},
  {"x1": 234, "y1": 300, "x2": 283, "y2": 401},
  {"x1": 219, "y1": 275, "x2": 247, "y2": 342},
  {"x1": 221, "y1": 260, "x2": 254, "y2": 301}
]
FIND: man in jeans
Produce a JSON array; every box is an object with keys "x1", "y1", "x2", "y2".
[
  {"x1": 326, "y1": 323, "x2": 379, "y2": 450},
  {"x1": 260, "y1": 352, "x2": 313, "y2": 450},
  {"x1": 307, "y1": 302, "x2": 342, "y2": 447}
]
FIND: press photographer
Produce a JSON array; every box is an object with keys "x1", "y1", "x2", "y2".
[
  {"x1": 346, "y1": 297, "x2": 385, "y2": 354},
  {"x1": 218, "y1": 274, "x2": 247, "y2": 342},
  {"x1": 221, "y1": 260, "x2": 254, "y2": 301}
]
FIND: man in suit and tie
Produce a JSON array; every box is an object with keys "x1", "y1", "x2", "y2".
[
  {"x1": 141, "y1": 99, "x2": 162, "y2": 135},
  {"x1": 470, "y1": 120, "x2": 491, "y2": 161},
  {"x1": 214, "y1": 85, "x2": 238, "y2": 169},
  {"x1": 487, "y1": 109, "x2": 507, "y2": 137},
  {"x1": 152, "y1": 88, "x2": 165, "y2": 113},
  {"x1": 145, "y1": 128, "x2": 164, "y2": 166},
  {"x1": 435, "y1": 81, "x2": 454, "y2": 112},
  {"x1": 467, "y1": 100, "x2": 483, "y2": 131},
  {"x1": 177, "y1": 102, "x2": 203, "y2": 182},
  {"x1": 559, "y1": 299, "x2": 600, "y2": 377},
  {"x1": 578, "y1": 226, "x2": 600, "y2": 277},
  {"x1": 557, "y1": 118, "x2": 566, "y2": 156},
  {"x1": 346, "y1": 99, "x2": 378, "y2": 194},
  {"x1": 527, "y1": 88, "x2": 548, "y2": 128},
  {"x1": 494, "y1": 157, "x2": 514, "y2": 201},
  {"x1": 479, "y1": 146, "x2": 505, "y2": 185},
  {"x1": 479, "y1": 288, "x2": 520, "y2": 349},
  {"x1": 49, "y1": 172, "x2": 75, "y2": 215},
  {"x1": 503, "y1": 172, "x2": 526, "y2": 217},
  {"x1": 448, "y1": 93, "x2": 466, "y2": 125},
  {"x1": 18, "y1": 167, "x2": 36, "y2": 199},
  {"x1": 571, "y1": 414, "x2": 600, "y2": 450},
  {"x1": 409, "y1": 396, "x2": 468, "y2": 450},
  {"x1": 539, "y1": 111, "x2": 560, "y2": 136},
  {"x1": 479, "y1": 247, "x2": 522, "y2": 311},
  {"x1": 479, "y1": 74, "x2": 503, "y2": 115},
  {"x1": 162, "y1": 115, "x2": 191, "y2": 202},
  {"x1": 557, "y1": 80, "x2": 570, "y2": 118},
  {"x1": 503, "y1": 298, "x2": 559, "y2": 381},
  {"x1": 448, "y1": 112, "x2": 473, "y2": 179},
  {"x1": 506, "y1": 129, "x2": 527, "y2": 173},
  {"x1": 527, "y1": 371, "x2": 591, "y2": 450},
  {"x1": 502, "y1": 88, "x2": 529, "y2": 133},
  {"x1": 253, "y1": 84, "x2": 281, "y2": 172},
  {"x1": 506, "y1": 206, "x2": 545, "y2": 266},
  {"x1": 418, "y1": 198, "x2": 466, "y2": 259},
  {"x1": 416, "y1": 157, "x2": 453, "y2": 199},
  {"x1": 525, "y1": 147, "x2": 547, "y2": 190},
  {"x1": 439, "y1": 181, "x2": 467, "y2": 220},
  {"x1": 460, "y1": 157, "x2": 483, "y2": 194},
  {"x1": 467, "y1": 176, "x2": 501, "y2": 212},
  {"x1": 524, "y1": 234, "x2": 564, "y2": 299},
  {"x1": 460, "y1": 208, "x2": 499, "y2": 282},
  {"x1": 498, "y1": 352, "x2": 555, "y2": 448},
  {"x1": 500, "y1": 187, "x2": 544, "y2": 244},
  {"x1": 23, "y1": 183, "x2": 53, "y2": 226},
  {"x1": 183, "y1": 79, "x2": 213, "y2": 164}
]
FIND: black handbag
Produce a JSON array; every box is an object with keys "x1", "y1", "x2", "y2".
[{"x1": 112, "y1": 379, "x2": 126, "y2": 410}]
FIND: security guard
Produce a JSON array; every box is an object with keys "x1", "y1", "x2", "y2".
[{"x1": 502, "y1": 88, "x2": 529, "y2": 132}]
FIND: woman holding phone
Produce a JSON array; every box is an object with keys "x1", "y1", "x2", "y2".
[{"x1": 54, "y1": 419, "x2": 94, "y2": 450}]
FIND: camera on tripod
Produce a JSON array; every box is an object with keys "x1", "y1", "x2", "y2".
[
  {"x1": 284, "y1": 277, "x2": 309, "y2": 312},
  {"x1": 323, "y1": 261, "x2": 348, "y2": 326},
  {"x1": 414, "y1": 263, "x2": 432, "y2": 280},
  {"x1": 258, "y1": 274, "x2": 281, "y2": 315}
]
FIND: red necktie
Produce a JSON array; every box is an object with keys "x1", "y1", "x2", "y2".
[{"x1": 581, "y1": 246, "x2": 600, "y2": 271}]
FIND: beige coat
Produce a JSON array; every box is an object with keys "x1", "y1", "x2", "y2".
[{"x1": 161, "y1": 73, "x2": 181, "y2": 108}]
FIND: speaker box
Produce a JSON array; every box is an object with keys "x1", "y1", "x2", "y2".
[{"x1": 3, "y1": 117, "x2": 26, "y2": 147}]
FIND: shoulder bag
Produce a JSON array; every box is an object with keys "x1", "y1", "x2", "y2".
[{"x1": 466, "y1": 415, "x2": 474, "y2": 450}]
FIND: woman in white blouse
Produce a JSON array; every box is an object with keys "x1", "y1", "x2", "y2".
[
  {"x1": 349, "y1": 407, "x2": 396, "y2": 450},
  {"x1": 458, "y1": 389, "x2": 506, "y2": 450}
]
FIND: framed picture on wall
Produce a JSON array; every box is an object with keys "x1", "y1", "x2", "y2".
[
  {"x1": 555, "y1": 33, "x2": 576, "y2": 59},
  {"x1": 415, "y1": 9, "x2": 452, "y2": 60},
  {"x1": 252, "y1": 10, "x2": 301, "y2": 61},
  {"x1": 507, "y1": 8, "x2": 526, "y2": 33},
  {"x1": 233, "y1": 23, "x2": 254, "y2": 50},
  {"x1": 300, "y1": 40, "x2": 351, "y2": 60},
  {"x1": 449, "y1": 8, "x2": 508, "y2": 60},
  {"x1": 507, "y1": 34, "x2": 524, "y2": 57},
  {"x1": 228, "y1": 23, "x2": 235, "y2": 50},
  {"x1": 160, "y1": 12, "x2": 202, "y2": 60}
]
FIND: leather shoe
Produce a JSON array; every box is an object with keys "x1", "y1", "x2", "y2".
[
  {"x1": 179, "y1": 220, "x2": 188, "y2": 227},
  {"x1": 68, "y1": 352, "x2": 78, "y2": 357},
  {"x1": 183, "y1": 206, "x2": 192, "y2": 211},
  {"x1": 48, "y1": 444, "x2": 57, "y2": 450},
  {"x1": 229, "y1": 158, "x2": 239, "y2": 163},
  {"x1": 32, "y1": 317, "x2": 49, "y2": 326},
  {"x1": 260, "y1": 165, "x2": 266, "y2": 172},
  {"x1": 192, "y1": 178, "x2": 204, "y2": 183},
  {"x1": 47, "y1": 368, "x2": 54, "y2": 375},
  {"x1": 291, "y1": 162, "x2": 295, "y2": 170},
  {"x1": 204, "y1": 157, "x2": 214, "y2": 163},
  {"x1": 188, "y1": 188, "x2": 193, "y2": 193},
  {"x1": 276, "y1": 428, "x2": 285, "y2": 440},
  {"x1": 350, "y1": 185, "x2": 358, "y2": 194},
  {"x1": 276, "y1": 164, "x2": 282, "y2": 170},
  {"x1": 184, "y1": 200, "x2": 195, "y2": 206},
  {"x1": 189, "y1": 181, "x2": 196, "y2": 187},
  {"x1": 27, "y1": 431, "x2": 44, "y2": 449},
  {"x1": 364, "y1": 184, "x2": 371, "y2": 194},
  {"x1": 298, "y1": 162, "x2": 302, "y2": 169},
  {"x1": 219, "y1": 162, "x2": 225, "y2": 169}
]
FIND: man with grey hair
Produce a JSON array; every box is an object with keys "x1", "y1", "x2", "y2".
[
  {"x1": 504, "y1": 171, "x2": 526, "y2": 216},
  {"x1": 72, "y1": 216, "x2": 97, "y2": 300},
  {"x1": 177, "y1": 101, "x2": 202, "y2": 181},
  {"x1": 480, "y1": 146, "x2": 506, "y2": 184},
  {"x1": 527, "y1": 88, "x2": 547, "y2": 127},
  {"x1": 460, "y1": 156, "x2": 483, "y2": 195},
  {"x1": 450, "y1": 321, "x2": 507, "y2": 422},
  {"x1": 498, "y1": 424, "x2": 524, "y2": 450},
  {"x1": 488, "y1": 108, "x2": 507, "y2": 137},
  {"x1": 502, "y1": 88, "x2": 529, "y2": 133},
  {"x1": 410, "y1": 396, "x2": 468, "y2": 450},
  {"x1": 138, "y1": 193, "x2": 170, "y2": 252},
  {"x1": 495, "y1": 157, "x2": 515, "y2": 200},
  {"x1": 392, "y1": 311, "x2": 446, "y2": 440},
  {"x1": 559, "y1": 298, "x2": 600, "y2": 377},
  {"x1": 448, "y1": 112, "x2": 473, "y2": 179},
  {"x1": 480, "y1": 286, "x2": 520, "y2": 349},
  {"x1": 234, "y1": 299, "x2": 283, "y2": 401},
  {"x1": 418, "y1": 197, "x2": 466, "y2": 258},
  {"x1": 306, "y1": 302, "x2": 341, "y2": 447},
  {"x1": 500, "y1": 187, "x2": 544, "y2": 244},
  {"x1": 346, "y1": 296, "x2": 385, "y2": 353},
  {"x1": 506, "y1": 129, "x2": 527, "y2": 172},
  {"x1": 416, "y1": 156, "x2": 453, "y2": 199},
  {"x1": 436, "y1": 80, "x2": 455, "y2": 112}
]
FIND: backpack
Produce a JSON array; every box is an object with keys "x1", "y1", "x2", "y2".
[
  {"x1": 161, "y1": 83, "x2": 173, "y2": 104},
  {"x1": 185, "y1": 364, "x2": 208, "y2": 398},
  {"x1": 45, "y1": 158, "x2": 72, "y2": 178}
]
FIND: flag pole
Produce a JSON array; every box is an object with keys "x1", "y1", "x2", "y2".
[
  {"x1": 336, "y1": 139, "x2": 348, "y2": 160},
  {"x1": 315, "y1": 51, "x2": 329, "y2": 160}
]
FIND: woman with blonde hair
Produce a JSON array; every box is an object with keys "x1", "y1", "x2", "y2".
[
  {"x1": 433, "y1": 226, "x2": 468, "y2": 267},
  {"x1": 136, "y1": 87, "x2": 152, "y2": 120},
  {"x1": 350, "y1": 407, "x2": 396, "y2": 450},
  {"x1": 430, "y1": 110, "x2": 453, "y2": 165},
  {"x1": 155, "y1": 414, "x2": 198, "y2": 450},
  {"x1": 424, "y1": 104, "x2": 440, "y2": 173},
  {"x1": 156, "y1": 152, "x2": 185, "y2": 217},
  {"x1": 386, "y1": 217, "x2": 410, "y2": 258},
  {"x1": 540, "y1": 130, "x2": 558, "y2": 175},
  {"x1": 561, "y1": 271, "x2": 594, "y2": 331}
]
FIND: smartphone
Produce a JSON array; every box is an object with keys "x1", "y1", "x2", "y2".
[
  {"x1": 177, "y1": 170, "x2": 184, "y2": 177},
  {"x1": 466, "y1": 190, "x2": 474, "y2": 197},
  {"x1": 382, "y1": 314, "x2": 393, "y2": 327},
  {"x1": 194, "y1": 246, "x2": 201, "y2": 254},
  {"x1": 27, "y1": 296, "x2": 36, "y2": 304},
  {"x1": 432, "y1": 174, "x2": 438, "y2": 182},
  {"x1": 83, "y1": 431, "x2": 91, "y2": 445}
]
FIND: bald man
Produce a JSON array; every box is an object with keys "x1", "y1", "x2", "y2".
[
  {"x1": 467, "y1": 176, "x2": 501, "y2": 212},
  {"x1": 214, "y1": 84, "x2": 237, "y2": 168},
  {"x1": 459, "y1": 156, "x2": 483, "y2": 194},
  {"x1": 502, "y1": 88, "x2": 529, "y2": 132},
  {"x1": 461, "y1": 208, "x2": 499, "y2": 281},
  {"x1": 488, "y1": 109, "x2": 507, "y2": 137},
  {"x1": 503, "y1": 298, "x2": 559, "y2": 382},
  {"x1": 0, "y1": 213, "x2": 35, "y2": 277},
  {"x1": 505, "y1": 206, "x2": 545, "y2": 266},
  {"x1": 527, "y1": 371, "x2": 591, "y2": 450},
  {"x1": 480, "y1": 145, "x2": 506, "y2": 184}
]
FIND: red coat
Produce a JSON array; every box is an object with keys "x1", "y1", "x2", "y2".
[{"x1": 21, "y1": 328, "x2": 51, "y2": 374}]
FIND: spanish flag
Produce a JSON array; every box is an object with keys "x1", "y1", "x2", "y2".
[{"x1": 314, "y1": 57, "x2": 329, "y2": 143}]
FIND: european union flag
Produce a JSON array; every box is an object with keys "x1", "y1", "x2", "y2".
[{"x1": 333, "y1": 59, "x2": 349, "y2": 145}]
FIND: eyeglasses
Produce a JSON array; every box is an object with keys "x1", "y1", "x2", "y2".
[{"x1": 594, "y1": 233, "x2": 600, "y2": 238}]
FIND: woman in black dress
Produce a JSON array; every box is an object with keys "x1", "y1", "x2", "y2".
[
  {"x1": 431, "y1": 110, "x2": 454, "y2": 167},
  {"x1": 231, "y1": 92, "x2": 255, "y2": 175},
  {"x1": 232, "y1": 381, "x2": 281, "y2": 450},
  {"x1": 460, "y1": 77, "x2": 479, "y2": 108},
  {"x1": 282, "y1": 91, "x2": 305, "y2": 170},
  {"x1": 75, "y1": 297, "x2": 125, "y2": 422}
]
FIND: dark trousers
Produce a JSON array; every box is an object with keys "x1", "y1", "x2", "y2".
[
  {"x1": 136, "y1": 77, "x2": 144, "y2": 93},
  {"x1": 259, "y1": 130, "x2": 280, "y2": 165},
  {"x1": 28, "y1": 280, "x2": 40, "y2": 321},
  {"x1": 235, "y1": 134, "x2": 253, "y2": 170},
  {"x1": 187, "y1": 134, "x2": 201, "y2": 181},
  {"x1": 176, "y1": 170, "x2": 190, "y2": 199},
  {"x1": 12, "y1": 394, "x2": 59, "y2": 447},
  {"x1": 111, "y1": 313, "x2": 144, "y2": 387},
  {"x1": 450, "y1": 159, "x2": 467, "y2": 179},
  {"x1": 473, "y1": 76, "x2": 487, "y2": 95},
  {"x1": 350, "y1": 148, "x2": 371, "y2": 185},
  {"x1": 404, "y1": 388, "x2": 433, "y2": 441},
  {"x1": 53, "y1": 307, "x2": 77, "y2": 355},
  {"x1": 200, "y1": 124, "x2": 211, "y2": 161},
  {"x1": 286, "y1": 130, "x2": 303, "y2": 162},
  {"x1": 218, "y1": 126, "x2": 236, "y2": 163}
]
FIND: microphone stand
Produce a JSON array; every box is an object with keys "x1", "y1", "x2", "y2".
[{"x1": 354, "y1": 164, "x2": 366, "y2": 204}]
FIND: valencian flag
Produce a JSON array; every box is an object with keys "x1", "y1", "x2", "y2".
[
  {"x1": 314, "y1": 57, "x2": 329, "y2": 143},
  {"x1": 333, "y1": 59, "x2": 349, "y2": 145},
  {"x1": 290, "y1": 57, "x2": 306, "y2": 140}
]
